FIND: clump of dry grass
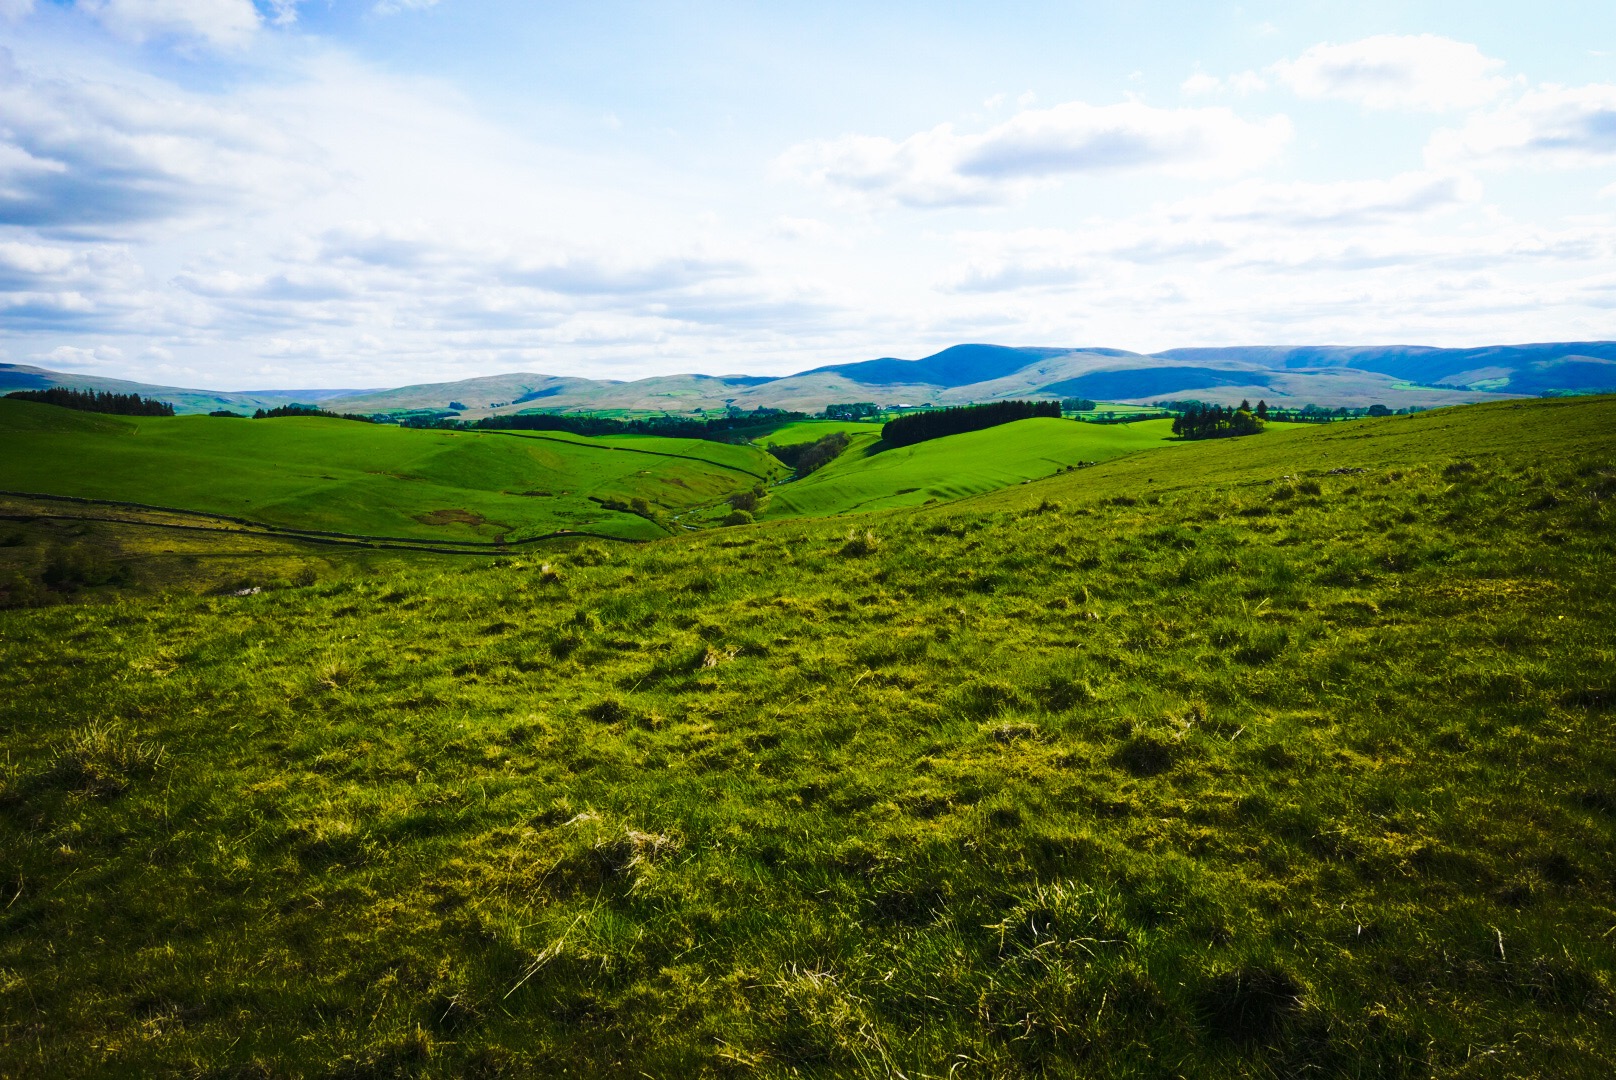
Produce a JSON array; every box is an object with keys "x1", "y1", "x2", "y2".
[
  {"x1": 838, "y1": 529, "x2": 880, "y2": 557},
  {"x1": 50, "y1": 722, "x2": 163, "y2": 796}
]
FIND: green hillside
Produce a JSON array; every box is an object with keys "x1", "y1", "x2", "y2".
[
  {"x1": 762, "y1": 416, "x2": 1195, "y2": 517},
  {"x1": 0, "y1": 400, "x2": 780, "y2": 542},
  {"x1": 752, "y1": 419, "x2": 884, "y2": 446},
  {"x1": 1, "y1": 396, "x2": 1611, "y2": 1076}
]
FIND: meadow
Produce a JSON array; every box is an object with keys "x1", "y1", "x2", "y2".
[
  {"x1": 0, "y1": 400, "x2": 780, "y2": 543},
  {"x1": 761, "y1": 416, "x2": 1200, "y2": 518},
  {"x1": 751, "y1": 420, "x2": 884, "y2": 446},
  {"x1": 0, "y1": 395, "x2": 1611, "y2": 1077}
]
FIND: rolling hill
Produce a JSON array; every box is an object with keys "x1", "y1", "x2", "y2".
[
  {"x1": 760, "y1": 415, "x2": 1198, "y2": 518},
  {"x1": 0, "y1": 400, "x2": 780, "y2": 542},
  {"x1": 0, "y1": 395, "x2": 1611, "y2": 1076}
]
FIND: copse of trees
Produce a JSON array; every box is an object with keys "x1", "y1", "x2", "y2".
[
  {"x1": 252, "y1": 405, "x2": 375, "y2": 423},
  {"x1": 768, "y1": 432, "x2": 851, "y2": 478},
  {"x1": 824, "y1": 402, "x2": 880, "y2": 421},
  {"x1": 1171, "y1": 401, "x2": 1264, "y2": 440},
  {"x1": 6, "y1": 388, "x2": 174, "y2": 416},
  {"x1": 881, "y1": 399, "x2": 1062, "y2": 447}
]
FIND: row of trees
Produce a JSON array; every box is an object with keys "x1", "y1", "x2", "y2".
[
  {"x1": 471, "y1": 407, "x2": 806, "y2": 440},
  {"x1": 6, "y1": 388, "x2": 174, "y2": 416},
  {"x1": 881, "y1": 399, "x2": 1062, "y2": 447},
  {"x1": 1171, "y1": 401, "x2": 1265, "y2": 440},
  {"x1": 1155, "y1": 398, "x2": 1423, "y2": 423},
  {"x1": 251, "y1": 405, "x2": 375, "y2": 422}
]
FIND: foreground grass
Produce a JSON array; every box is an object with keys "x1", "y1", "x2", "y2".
[{"x1": 0, "y1": 397, "x2": 1613, "y2": 1077}]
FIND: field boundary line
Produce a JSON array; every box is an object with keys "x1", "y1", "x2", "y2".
[
  {"x1": 0, "y1": 491, "x2": 646, "y2": 552},
  {"x1": 479, "y1": 430, "x2": 774, "y2": 480}
]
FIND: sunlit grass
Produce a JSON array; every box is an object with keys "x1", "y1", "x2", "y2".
[{"x1": 0, "y1": 396, "x2": 1612, "y2": 1076}]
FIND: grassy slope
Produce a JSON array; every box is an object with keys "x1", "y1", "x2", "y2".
[
  {"x1": 763, "y1": 416, "x2": 1194, "y2": 518},
  {"x1": 751, "y1": 420, "x2": 884, "y2": 446},
  {"x1": 1, "y1": 397, "x2": 1613, "y2": 1077},
  {"x1": 0, "y1": 400, "x2": 778, "y2": 542}
]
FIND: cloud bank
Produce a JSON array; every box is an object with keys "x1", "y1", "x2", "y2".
[
  {"x1": 781, "y1": 101, "x2": 1292, "y2": 208},
  {"x1": 1273, "y1": 34, "x2": 1512, "y2": 111}
]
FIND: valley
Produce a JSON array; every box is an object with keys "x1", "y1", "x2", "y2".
[{"x1": 0, "y1": 394, "x2": 1612, "y2": 1076}]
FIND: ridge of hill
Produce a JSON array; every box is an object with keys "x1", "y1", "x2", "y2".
[
  {"x1": 0, "y1": 396, "x2": 1611, "y2": 1075},
  {"x1": 0, "y1": 363, "x2": 367, "y2": 415},
  {"x1": 795, "y1": 343, "x2": 1134, "y2": 387},
  {"x1": 0, "y1": 399, "x2": 781, "y2": 542},
  {"x1": 1157, "y1": 342, "x2": 1616, "y2": 396},
  {"x1": 10, "y1": 340, "x2": 1616, "y2": 421}
]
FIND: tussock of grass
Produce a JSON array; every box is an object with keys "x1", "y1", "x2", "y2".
[{"x1": 0, "y1": 397, "x2": 1613, "y2": 1076}]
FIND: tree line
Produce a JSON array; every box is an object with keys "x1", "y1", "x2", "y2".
[
  {"x1": 881, "y1": 400, "x2": 1062, "y2": 447},
  {"x1": 6, "y1": 388, "x2": 174, "y2": 416},
  {"x1": 1154, "y1": 398, "x2": 1424, "y2": 423},
  {"x1": 1171, "y1": 401, "x2": 1264, "y2": 440},
  {"x1": 470, "y1": 407, "x2": 806, "y2": 440},
  {"x1": 252, "y1": 405, "x2": 375, "y2": 422}
]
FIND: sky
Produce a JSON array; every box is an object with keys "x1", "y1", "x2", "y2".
[{"x1": 3, "y1": 2, "x2": 1616, "y2": 390}]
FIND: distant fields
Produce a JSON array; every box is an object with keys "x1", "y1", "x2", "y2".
[
  {"x1": 751, "y1": 419, "x2": 883, "y2": 446},
  {"x1": 763, "y1": 416, "x2": 1199, "y2": 518},
  {"x1": 0, "y1": 400, "x2": 780, "y2": 542}
]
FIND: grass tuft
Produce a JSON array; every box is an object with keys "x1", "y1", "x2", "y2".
[{"x1": 48, "y1": 722, "x2": 163, "y2": 797}]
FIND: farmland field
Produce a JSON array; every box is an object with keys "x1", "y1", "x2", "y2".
[
  {"x1": 750, "y1": 419, "x2": 884, "y2": 446},
  {"x1": 0, "y1": 400, "x2": 781, "y2": 542}
]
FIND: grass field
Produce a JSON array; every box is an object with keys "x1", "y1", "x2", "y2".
[
  {"x1": 0, "y1": 395, "x2": 1611, "y2": 1076},
  {"x1": 762, "y1": 416, "x2": 1199, "y2": 518},
  {"x1": 0, "y1": 400, "x2": 780, "y2": 542},
  {"x1": 750, "y1": 420, "x2": 885, "y2": 446}
]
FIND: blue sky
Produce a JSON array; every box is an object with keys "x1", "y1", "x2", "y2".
[{"x1": 3, "y1": 1, "x2": 1616, "y2": 388}]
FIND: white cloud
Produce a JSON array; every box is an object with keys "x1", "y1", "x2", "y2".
[
  {"x1": 1273, "y1": 34, "x2": 1512, "y2": 111},
  {"x1": 773, "y1": 216, "x2": 835, "y2": 241},
  {"x1": 933, "y1": 169, "x2": 1611, "y2": 300},
  {"x1": 0, "y1": 240, "x2": 77, "y2": 278},
  {"x1": 31, "y1": 344, "x2": 125, "y2": 368},
  {"x1": 0, "y1": 0, "x2": 34, "y2": 20},
  {"x1": 76, "y1": 0, "x2": 263, "y2": 49},
  {"x1": 780, "y1": 101, "x2": 1291, "y2": 208},
  {"x1": 0, "y1": 48, "x2": 320, "y2": 230},
  {"x1": 373, "y1": 0, "x2": 441, "y2": 14},
  {"x1": 1181, "y1": 70, "x2": 1267, "y2": 96},
  {"x1": 1428, "y1": 84, "x2": 1616, "y2": 169},
  {"x1": 1171, "y1": 171, "x2": 1482, "y2": 227}
]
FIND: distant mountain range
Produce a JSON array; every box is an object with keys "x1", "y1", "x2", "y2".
[{"x1": 5, "y1": 341, "x2": 1615, "y2": 418}]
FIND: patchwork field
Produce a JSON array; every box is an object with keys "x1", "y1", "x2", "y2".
[
  {"x1": 0, "y1": 400, "x2": 781, "y2": 543},
  {"x1": 0, "y1": 396, "x2": 1612, "y2": 1076}
]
